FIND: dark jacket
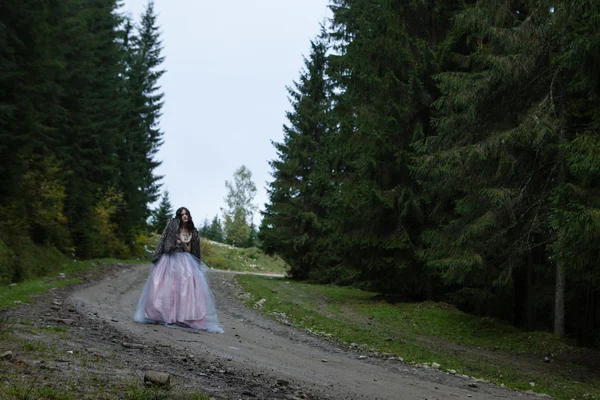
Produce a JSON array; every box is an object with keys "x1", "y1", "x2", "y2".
[{"x1": 151, "y1": 218, "x2": 201, "y2": 263}]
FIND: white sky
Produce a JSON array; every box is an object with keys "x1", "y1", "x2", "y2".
[{"x1": 121, "y1": 1, "x2": 331, "y2": 226}]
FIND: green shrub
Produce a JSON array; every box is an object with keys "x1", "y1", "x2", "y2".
[
  {"x1": 200, "y1": 239, "x2": 215, "y2": 258},
  {"x1": 0, "y1": 239, "x2": 17, "y2": 284},
  {"x1": 0, "y1": 236, "x2": 65, "y2": 284},
  {"x1": 205, "y1": 255, "x2": 227, "y2": 270}
]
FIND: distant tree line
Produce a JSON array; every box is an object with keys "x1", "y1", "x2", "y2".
[
  {"x1": 198, "y1": 166, "x2": 259, "y2": 248},
  {"x1": 150, "y1": 166, "x2": 260, "y2": 248}
]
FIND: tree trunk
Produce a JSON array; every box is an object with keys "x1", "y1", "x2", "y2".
[
  {"x1": 554, "y1": 260, "x2": 565, "y2": 338},
  {"x1": 554, "y1": 76, "x2": 567, "y2": 339},
  {"x1": 426, "y1": 275, "x2": 433, "y2": 301},
  {"x1": 527, "y1": 250, "x2": 534, "y2": 330}
]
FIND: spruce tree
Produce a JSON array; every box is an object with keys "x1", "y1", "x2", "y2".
[
  {"x1": 199, "y1": 218, "x2": 210, "y2": 237},
  {"x1": 261, "y1": 35, "x2": 332, "y2": 279},
  {"x1": 118, "y1": 0, "x2": 165, "y2": 241},
  {"x1": 245, "y1": 222, "x2": 259, "y2": 248},
  {"x1": 207, "y1": 215, "x2": 225, "y2": 243},
  {"x1": 150, "y1": 191, "x2": 173, "y2": 232},
  {"x1": 0, "y1": 0, "x2": 126, "y2": 257},
  {"x1": 544, "y1": 1, "x2": 600, "y2": 340},
  {"x1": 414, "y1": 1, "x2": 600, "y2": 338},
  {"x1": 0, "y1": 0, "x2": 145, "y2": 274},
  {"x1": 322, "y1": 0, "x2": 446, "y2": 292},
  {"x1": 60, "y1": 0, "x2": 126, "y2": 256}
]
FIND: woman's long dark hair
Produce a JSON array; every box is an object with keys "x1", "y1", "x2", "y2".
[{"x1": 175, "y1": 207, "x2": 196, "y2": 231}]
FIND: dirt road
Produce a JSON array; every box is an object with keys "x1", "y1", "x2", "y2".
[{"x1": 71, "y1": 264, "x2": 544, "y2": 400}]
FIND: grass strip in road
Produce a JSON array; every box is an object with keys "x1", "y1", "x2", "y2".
[{"x1": 236, "y1": 274, "x2": 600, "y2": 400}]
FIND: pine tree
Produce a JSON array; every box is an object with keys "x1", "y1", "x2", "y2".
[
  {"x1": 260, "y1": 35, "x2": 332, "y2": 279},
  {"x1": 118, "y1": 0, "x2": 165, "y2": 241},
  {"x1": 150, "y1": 191, "x2": 173, "y2": 232},
  {"x1": 245, "y1": 222, "x2": 259, "y2": 248},
  {"x1": 413, "y1": 0, "x2": 552, "y2": 321},
  {"x1": 0, "y1": 0, "x2": 61, "y2": 207},
  {"x1": 0, "y1": 0, "x2": 127, "y2": 257},
  {"x1": 544, "y1": 1, "x2": 600, "y2": 341},
  {"x1": 207, "y1": 215, "x2": 225, "y2": 243},
  {"x1": 59, "y1": 0, "x2": 126, "y2": 256},
  {"x1": 0, "y1": 0, "x2": 143, "y2": 276},
  {"x1": 322, "y1": 0, "x2": 449, "y2": 292},
  {"x1": 199, "y1": 218, "x2": 210, "y2": 237},
  {"x1": 413, "y1": 1, "x2": 600, "y2": 339}
]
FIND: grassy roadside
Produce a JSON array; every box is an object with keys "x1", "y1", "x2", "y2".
[
  {"x1": 201, "y1": 239, "x2": 288, "y2": 274},
  {"x1": 0, "y1": 258, "x2": 145, "y2": 309},
  {"x1": 236, "y1": 274, "x2": 599, "y2": 400},
  {"x1": 143, "y1": 233, "x2": 289, "y2": 275}
]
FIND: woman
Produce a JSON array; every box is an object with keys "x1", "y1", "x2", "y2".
[{"x1": 134, "y1": 207, "x2": 223, "y2": 332}]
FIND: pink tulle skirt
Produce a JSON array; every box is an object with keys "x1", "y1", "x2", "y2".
[{"x1": 134, "y1": 252, "x2": 223, "y2": 333}]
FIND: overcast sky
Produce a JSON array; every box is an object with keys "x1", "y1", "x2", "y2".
[{"x1": 121, "y1": 0, "x2": 331, "y2": 226}]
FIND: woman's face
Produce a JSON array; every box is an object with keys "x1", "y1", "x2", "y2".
[{"x1": 180, "y1": 209, "x2": 190, "y2": 223}]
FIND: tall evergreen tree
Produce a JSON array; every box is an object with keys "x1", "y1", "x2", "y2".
[
  {"x1": 0, "y1": 0, "x2": 63, "y2": 208},
  {"x1": 60, "y1": 0, "x2": 126, "y2": 256},
  {"x1": 322, "y1": 0, "x2": 452, "y2": 292},
  {"x1": 118, "y1": 0, "x2": 165, "y2": 242},
  {"x1": 414, "y1": 0, "x2": 561, "y2": 322},
  {"x1": 260, "y1": 35, "x2": 332, "y2": 279},
  {"x1": 545, "y1": 1, "x2": 600, "y2": 341},
  {"x1": 259, "y1": 0, "x2": 600, "y2": 342},
  {"x1": 0, "y1": 0, "x2": 127, "y2": 257},
  {"x1": 414, "y1": 1, "x2": 600, "y2": 339}
]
